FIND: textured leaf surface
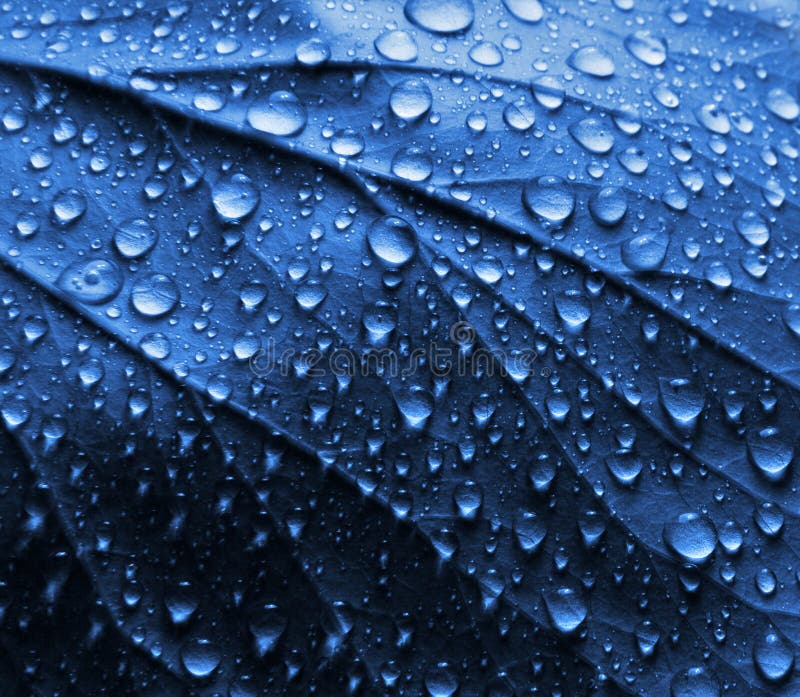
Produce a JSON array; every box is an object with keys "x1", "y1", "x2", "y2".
[{"x1": 0, "y1": 0, "x2": 798, "y2": 694}]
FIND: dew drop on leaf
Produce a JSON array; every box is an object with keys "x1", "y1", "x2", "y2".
[
  {"x1": 246, "y1": 91, "x2": 307, "y2": 136},
  {"x1": 113, "y1": 218, "x2": 159, "y2": 259},
  {"x1": 405, "y1": 0, "x2": 474, "y2": 34},
  {"x1": 568, "y1": 46, "x2": 615, "y2": 78},
  {"x1": 130, "y1": 273, "x2": 180, "y2": 317},
  {"x1": 57, "y1": 259, "x2": 123, "y2": 305},
  {"x1": 662, "y1": 513, "x2": 717, "y2": 565}
]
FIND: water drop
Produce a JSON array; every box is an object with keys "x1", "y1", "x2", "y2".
[
  {"x1": 330, "y1": 128, "x2": 365, "y2": 157},
  {"x1": 405, "y1": 0, "x2": 474, "y2": 34},
  {"x1": 522, "y1": 176, "x2": 575, "y2": 226},
  {"x1": 247, "y1": 91, "x2": 307, "y2": 136},
  {"x1": 543, "y1": 587, "x2": 587, "y2": 636},
  {"x1": 453, "y1": 480, "x2": 482, "y2": 520},
  {"x1": 375, "y1": 30, "x2": 418, "y2": 62},
  {"x1": 52, "y1": 188, "x2": 86, "y2": 226},
  {"x1": 621, "y1": 228, "x2": 668, "y2": 272},
  {"x1": 294, "y1": 280, "x2": 327, "y2": 311},
  {"x1": 58, "y1": 259, "x2": 123, "y2": 305},
  {"x1": 367, "y1": 215, "x2": 417, "y2": 266},
  {"x1": 662, "y1": 513, "x2": 717, "y2": 565},
  {"x1": 659, "y1": 377, "x2": 704, "y2": 431},
  {"x1": 753, "y1": 630, "x2": 794, "y2": 683},
  {"x1": 394, "y1": 386, "x2": 434, "y2": 429},
  {"x1": 114, "y1": 218, "x2": 158, "y2": 259},
  {"x1": 181, "y1": 638, "x2": 220, "y2": 678},
  {"x1": 670, "y1": 667, "x2": 720, "y2": 697},
  {"x1": 554, "y1": 290, "x2": 591, "y2": 333},
  {"x1": 764, "y1": 88, "x2": 799, "y2": 121},
  {"x1": 569, "y1": 117, "x2": 614, "y2": 154},
  {"x1": 389, "y1": 79, "x2": 432, "y2": 120},
  {"x1": 605, "y1": 449, "x2": 642, "y2": 486},
  {"x1": 131, "y1": 273, "x2": 180, "y2": 317},
  {"x1": 424, "y1": 663, "x2": 460, "y2": 697},
  {"x1": 568, "y1": 46, "x2": 615, "y2": 78},
  {"x1": 212, "y1": 173, "x2": 260, "y2": 222},
  {"x1": 503, "y1": 0, "x2": 543, "y2": 23},
  {"x1": 588, "y1": 187, "x2": 627, "y2": 226},
  {"x1": 735, "y1": 210, "x2": 770, "y2": 247},
  {"x1": 747, "y1": 427, "x2": 793, "y2": 482},
  {"x1": 469, "y1": 41, "x2": 503, "y2": 67},
  {"x1": 502, "y1": 99, "x2": 536, "y2": 131},
  {"x1": 531, "y1": 75, "x2": 565, "y2": 110},
  {"x1": 391, "y1": 146, "x2": 433, "y2": 181},
  {"x1": 624, "y1": 31, "x2": 666, "y2": 66},
  {"x1": 295, "y1": 38, "x2": 330, "y2": 67},
  {"x1": 1, "y1": 394, "x2": 31, "y2": 430}
]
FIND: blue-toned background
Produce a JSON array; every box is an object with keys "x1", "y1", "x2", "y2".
[{"x1": 0, "y1": 0, "x2": 798, "y2": 694}]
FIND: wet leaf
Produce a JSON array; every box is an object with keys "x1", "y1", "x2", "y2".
[{"x1": 0, "y1": 0, "x2": 798, "y2": 693}]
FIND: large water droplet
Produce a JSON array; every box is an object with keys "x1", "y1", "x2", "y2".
[
  {"x1": 363, "y1": 301, "x2": 398, "y2": 346},
  {"x1": 453, "y1": 480, "x2": 482, "y2": 520},
  {"x1": 695, "y1": 104, "x2": 730, "y2": 135},
  {"x1": 114, "y1": 218, "x2": 158, "y2": 259},
  {"x1": 605, "y1": 449, "x2": 642, "y2": 486},
  {"x1": 662, "y1": 512, "x2": 717, "y2": 565},
  {"x1": 469, "y1": 41, "x2": 503, "y2": 67},
  {"x1": 531, "y1": 75, "x2": 565, "y2": 110},
  {"x1": 389, "y1": 78, "x2": 432, "y2": 120},
  {"x1": 405, "y1": 0, "x2": 474, "y2": 34},
  {"x1": 294, "y1": 280, "x2": 327, "y2": 311},
  {"x1": 391, "y1": 146, "x2": 433, "y2": 181},
  {"x1": 58, "y1": 258, "x2": 123, "y2": 305},
  {"x1": 503, "y1": 0, "x2": 543, "y2": 23},
  {"x1": 295, "y1": 38, "x2": 330, "y2": 67},
  {"x1": 659, "y1": 377, "x2": 704, "y2": 431},
  {"x1": 621, "y1": 228, "x2": 668, "y2": 272},
  {"x1": 568, "y1": 46, "x2": 615, "y2": 78},
  {"x1": 543, "y1": 587, "x2": 587, "y2": 636},
  {"x1": 513, "y1": 509, "x2": 547, "y2": 554},
  {"x1": 624, "y1": 31, "x2": 666, "y2": 66},
  {"x1": 522, "y1": 176, "x2": 575, "y2": 226},
  {"x1": 670, "y1": 667, "x2": 720, "y2": 697},
  {"x1": 1, "y1": 394, "x2": 31, "y2": 430},
  {"x1": 503, "y1": 99, "x2": 536, "y2": 131},
  {"x1": 753, "y1": 630, "x2": 795, "y2": 683},
  {"x1": 52, "y1": 188, "x2": 86, "y2": 226},
  {"x1": 247, "y1": 91, "x2": 307, "y2": 136},
  {"x1": 424, "y1": 663, "x2": 460, "y2": 697},
  {"x1": 764, "y1": 88, "x2": 800, "y2": 121},
  {"x1": 748, "y1": 427, "x2": 793, "y2": 482},
  {"x1": 181, "y1": 638, "x2": 220, "y2": 678},
  {"x1": 588, "y1": 187, "x2": 627, "y2": 226},
  {"x1": 367, "y1": 215, "x2": 417, "y2": 266},
  {"x1": 131, "y1": 273, "x2": 180, "y2": 317},
  {"x1": 554, "y1": 290, "x2": 591, "y2": 333},
  {"x1": 394, "y1": 385, "x2": 434, "y2": 429},
  {"x1": 569, "y1": 117, "x2": 614, "y2": 154},
  {"x1": 375, "y1": 30, "x2": 418, "y2": 62},
  {"x1": 735, "y1": 210, "x2": 770, "y2": 247},
  {"x1": 212, "y1": 173, "x2": 260, "y2": 222},
  {"x1": 249, "y1": 604, "x2": 287, "y2": 657}
]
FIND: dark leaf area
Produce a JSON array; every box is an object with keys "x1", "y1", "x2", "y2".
[{"x1": 0, "y1": 0, "x2": 798, "y2": 694}]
